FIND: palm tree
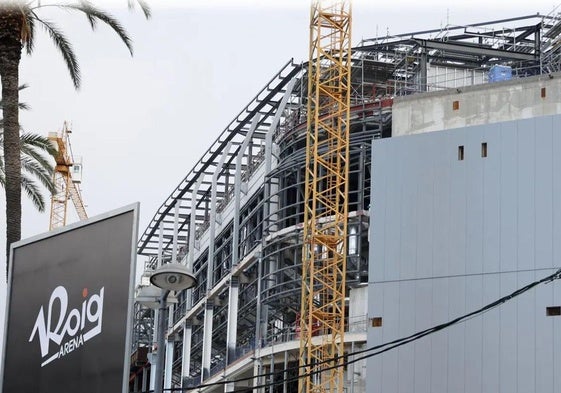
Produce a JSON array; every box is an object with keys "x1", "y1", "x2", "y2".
[
  {"x1": 0, "y1": 131, "x2": 57, "y2": 212},
  {"x1": 0, "y1": 0, "x2": 150, "y2": 265}
]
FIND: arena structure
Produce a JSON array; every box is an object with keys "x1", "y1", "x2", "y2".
[{"x1": 130, "y1": 12, "x2": 561, "y2": 393}]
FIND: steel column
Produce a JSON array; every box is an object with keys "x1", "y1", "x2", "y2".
[
  {"x1": 154, "y1": 290, "x2": 170, "y2": 393},
  {"x1": 225, "y1": 276, "x2": 240, "y2": 364},
  {"x1": 164, "y1": 340, "x2": 174, "y2": 390},
  {"x1": 172, "y1": 201, "x2": 180, "y2": 262},
  {"x1": 264, "y1": 77, "x2": 297, "y2": 238},
  {"x1": 283, "y1": 350, "x2": 288, "y2": 393},
  {"x1": 420, "y1": 50, "x2": 428, "y2": 92},
  {"x1": 208, "y1": 144, "x2": 232, "y2": 289},
  {"x1": 224, "y1": 276, "x2": 240, "y2": 393},
  {"x1": 181, "y1": 321, "x2": 192, "y2": 387},
  {"x1": 201, "y1": 300, "x2": 214, "y2": 382},
  {"x1": 141, "y1": 366, "x2": 148, "y2": 392},
  {"x1": 232, "y1": 114, "x2": 261, "y2": 267},
  {"x1": 186, "y1": 177, "x2": 204, "y2": 311},
  {"x1": 158, "y1": 224, "x2": 164, "y2": 267}
]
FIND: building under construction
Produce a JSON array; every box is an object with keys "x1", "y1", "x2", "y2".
[{"x1": 130, "y1": 10, "x2": 561, "y2": 393}]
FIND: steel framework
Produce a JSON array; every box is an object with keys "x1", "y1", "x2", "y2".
[
  {"x1": 131, "y1": 10, "x2": 561, "y2": 393},
  {"x1": 298, "y1": 1, "x2": 352, "y2": 392}
]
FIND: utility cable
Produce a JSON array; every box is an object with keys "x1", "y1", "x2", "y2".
[{"x1": 130, "y1": 266, "x2": 561, "y2": 393}]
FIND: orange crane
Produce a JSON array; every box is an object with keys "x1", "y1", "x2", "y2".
[
  {"x1": 298, "y1": 1, "x2": 352, "y2": 392},
  {"x1": 48, "y1": 122, "x2": 87, "y2": 230}
]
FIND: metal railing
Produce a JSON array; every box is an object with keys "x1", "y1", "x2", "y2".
[
  {"x1": 183, "y1": 316, "x2": 367, "y2": 386},
  {"x1": 182, "y1": 376, "x2": 200, "y2": 388},
  {"x1": 263, "y1": 314, "x2": 369, "y2": 347},
  {"x1": 229, "y1": 338, "x2": 256, "y2": 364}
]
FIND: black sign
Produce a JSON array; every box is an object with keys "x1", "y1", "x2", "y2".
[{"x1": 1, "y1": 204, "x2": 139, "y2": 393}]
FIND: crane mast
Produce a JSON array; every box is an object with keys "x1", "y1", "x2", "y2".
[
  {"x1": 298, "y1": 1, "x2": 352, "y2": 392},
  {"x1": 48, "y1": 122, "x2": 87, "y2": 230}
]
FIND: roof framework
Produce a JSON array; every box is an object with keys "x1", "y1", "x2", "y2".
[
  {"x1": 138, "y1": 60, "x2": 301, "y2": 258},
  {"x1": 355, "y1": 13, "x2": 561, "y2": 89}
]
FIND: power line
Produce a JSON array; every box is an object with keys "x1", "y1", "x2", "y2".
[
  {"x1": 368, "y1": 266, "x2": 561, "y2": 284},
  {"x1": 131, "y1": 266, "x2": 561, "y2": 393}
]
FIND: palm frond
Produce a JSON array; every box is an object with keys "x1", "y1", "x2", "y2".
[
  {"x1": 0, "y1": 129, "x2": 56, "y2": 211},
  {"x1": 78, "y1": 0, "x2": 97, "y2": 30},
  {"x1": 19, "y1": 144, "x2": 55, "y2": 180},
  {"x1": 20, "y1": 156, "x2": 49, "y2": 178},
  {"x1": 19, "y1": 138, "x2": 56, "y2": 180},
  {"x1": 128, "y1": 0, "x2": 152, "y2": 19},
  {"x1": 21, "y1": 156, "x2": 55, "y2": 194},
  {"x1": 33, "y1": 14, "x2": 81, "y2": 89},
  {"x1": 22, "y1": 11, "x2": 35, "y2": 55},
  {"x1": 20, "y1": 175, "x2": 46, "y2": 212},
  {"x1": 62, "y1": 1, "x2": 133, "y2": 55},
  {"x1": 18, "y1": 82, "x2": 30, "y2": 109},
  {"x1": 20, "y1": 132, "x2": 57, "y2": 157}
]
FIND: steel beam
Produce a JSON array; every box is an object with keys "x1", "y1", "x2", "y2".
[{"x1": 419, "y1": 39, "x2": 537, "y2": 61}]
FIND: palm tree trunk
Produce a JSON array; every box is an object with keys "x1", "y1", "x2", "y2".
[{"x1": 0, "y1": 5, "x2": 23, "y2": 278}]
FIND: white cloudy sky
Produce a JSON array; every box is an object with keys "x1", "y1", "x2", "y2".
[
  {"x1": 0, "y1": 0, "x2": 558, "y2": 358},
  {"x1": 6, "y1": 0, "x2": 558, "y2": 250}
]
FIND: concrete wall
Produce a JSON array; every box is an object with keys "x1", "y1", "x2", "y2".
[
  {"x1": 349, "y1": 285, "x2": 368, "y2": 333},
  {"x1": 368, "y1": 115, "x2": 561, "y2": 393},
  {"x1": 393, "y1": 72, "x2": 561, "y2": 136}
]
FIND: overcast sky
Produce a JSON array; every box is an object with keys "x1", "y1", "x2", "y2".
[{"x1": 0, "y1": 0, "x2": 559, "y2": 361}]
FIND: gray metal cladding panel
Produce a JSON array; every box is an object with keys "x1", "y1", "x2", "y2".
[{"x1": 368, "y1": 114, "x2": 561, "y2": 393}]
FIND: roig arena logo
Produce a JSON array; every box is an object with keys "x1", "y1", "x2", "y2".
[{"x1": 28, "y1": 285, "x2": 104, "y2": 367}]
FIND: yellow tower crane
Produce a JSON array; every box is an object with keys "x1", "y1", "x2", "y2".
[
  {"x1": 298, "y1": 1, "x2": 352, "y2": 392},
  {"x1": 48, "y1": 122, "x2": 87, "y2": 230}
]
